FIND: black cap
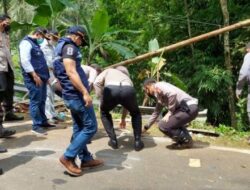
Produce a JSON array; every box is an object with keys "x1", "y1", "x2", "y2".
[
  {"x1": 48, "y1": 29, "x2": 59, "y2": 39},
  {"x1": 67, "y1": 26, "x2": 88, "y2": 46},
  {"x1": 34, "y1": 27, "x2": 49, "y2": 39}
]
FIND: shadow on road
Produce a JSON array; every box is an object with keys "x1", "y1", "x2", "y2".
[
  {"x1": 0, "y1": 150, "x2": 55, "y2": 173},
  {"x1": 166, "y1": 140, "x2": 210, "y2": 150},
  {"x1": 83, "y1": 135, "x2": 157, "y2": 175},
  {"x1": 0, "y1": 135, "x2": 46, "y2": 149}
]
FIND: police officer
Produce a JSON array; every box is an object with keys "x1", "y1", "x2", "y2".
[
  {"x1": 19, "y1": 27, "x2": 54, "y2": 136},
  {"x1": 0, "y1": 15, "x2": 16, "y2": 139},
  {"x1": 94, "y1": 66, "x2": 144, "y2": 151},
  {"x1": 54, "y1": 26, "x2": 103, "y2": 176},
  {"x1": 143, "y1": 78, "x2": 198, "y2": 149},
  {"x1": 0, "y1": 14, "x2": 24, "y2": 122}
]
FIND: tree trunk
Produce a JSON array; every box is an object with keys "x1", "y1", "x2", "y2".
[
  {"x1": 106, "y1": 19, "x2": 250, "y2": 69},
  {"x1": 184, "y1": 0, "x2": 194, "y2": 56},
  {"x1": 2, "y1": 0, "x2": 8, "y2": 15},
  {"x1": 220, "y1": 0, "x2": 237, "y2": 128}
]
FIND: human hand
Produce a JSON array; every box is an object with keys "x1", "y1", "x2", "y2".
[
  {"x1": 162, "y1": 113, "x2": 170, "y2": 122},
  {"x1": 83, "y1": 93, "x2": 93, "y2": 107},
  {"x1": 142, "y1": 125, "x2": 149, "y2": 134},
  {"x1": 32, "y1": 73, "x2": 43, "y2": 86},
  {"x1": 119, "y1": 120, "x2": 126, "y2": 129},
  {"x1": 236, "y1": 94, "x2": 240, "y2": 100}
]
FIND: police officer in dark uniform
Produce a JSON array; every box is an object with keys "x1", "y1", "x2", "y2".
[
  {"x1": 19, "y1": 28, "x2": 54, "y2": 136},
  {"x1": 54, "y1": 26, "x2": 103, "y2": 176},
  {"x1": 94, "y1": 66, "x2": 144, "y2": 151}
]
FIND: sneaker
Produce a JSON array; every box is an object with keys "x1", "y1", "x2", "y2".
[
  {"x1": 5, "y1": 112, "x2": 24, "y2": 121},
  {"x1": 59, "y1": 155, "x2": 82, "y2": 176},
  {"x1": 0, "y1": 129, "x2": 16, "y2": 138},
  {"x1": 0, "y1": 168, "x2": 3, "y2": 175},
  {"x1": 48, "y1": 119, "x2": 58, "y2": 124},
  {"x1": 31, "y1": 128, "x2": 48, "y2": 136},
  {"x1": 41, "y1": 123, "x2": 56, "y2": 128},
  {"x1": 53, "y1": 116, "x2": 65, "y2": 122},
  {"x1": 0, "y1": 147, "x2": 7, "y2": 153},
  {"x1": 81, "y1": 159, "x2": 104, "y2": 169}
]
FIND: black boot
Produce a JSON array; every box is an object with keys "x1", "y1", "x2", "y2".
[
  {"x1": 170, "y1": 129, "x2": 193, "y2": 149},
  {"x1": 5, "y1": 112, "x2": 24, "y2": 121},
  {"x1": 108, "y1": 138, "x2": 118, "y2": 149},
  {"x1": 0, "y1": 168, "x2": 3, "y2": 175},
  {"x1": 134, "y1": 136, "x2": 144, "y2": 151}
]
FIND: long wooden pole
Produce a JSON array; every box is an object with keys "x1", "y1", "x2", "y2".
[{"x1": 107, "y1": 19, "x2": 250, "y2": 68}]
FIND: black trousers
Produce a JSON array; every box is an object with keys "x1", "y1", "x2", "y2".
[
  {"x1": 100, "y1": 85, "x2": 142, "y2": 140},
  {"x1": 0, "y1": 66, "x2": 14, "y2": 124},
  {"x1": 158, "y1": 104, "x2": 198, "y2": 142},
  {"x1": 1, "y1": 65, "x2": 14, "y2": 113}
]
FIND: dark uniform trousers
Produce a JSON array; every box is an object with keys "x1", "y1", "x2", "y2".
[
  {"x1": 158, "y1": 104, "x2": 198, "y2": 143},
  {"x1": 100, "y1": 85, "x2": 142, "y2": 140},
  {"x1": 0, "y1": 65, "x2": 14, "y2": 124}
]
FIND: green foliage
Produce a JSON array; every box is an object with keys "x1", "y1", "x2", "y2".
[
  {"x1": 91, "y1": 9, "x2": 109, "y2": 40},
  {"x1": 3, "y1": 0, "x2": 250, "y2": 131},
  {"x1": 236, "y1": 98, "x2": 249, "y2": 131}
]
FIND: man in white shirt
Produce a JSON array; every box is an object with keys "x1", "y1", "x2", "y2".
[
  {"x1": 236, "y1": 42, "x2": 250, "y2": 145},
  {"x1": 40, "y1": 30, "x2": 62, "y2": 123}
]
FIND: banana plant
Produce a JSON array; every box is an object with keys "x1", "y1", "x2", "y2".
[
  {"x1": 24, "y1": 0, "x2": 72, "y2": 28},
  {"x1": 82, "y1": 7, "x2": 140, "y2": 65}
]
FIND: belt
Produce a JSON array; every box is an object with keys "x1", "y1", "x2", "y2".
[
  {"x1": 106, "y1": 81, "x2": 132, "y2": 86},
  {"x1": 186, "y1": 99, "x2": 198, "y2": 106}
]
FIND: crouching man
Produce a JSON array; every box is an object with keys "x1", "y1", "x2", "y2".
[{"x1": 143, "y1": 78, "x2": 198, "y2": 149}]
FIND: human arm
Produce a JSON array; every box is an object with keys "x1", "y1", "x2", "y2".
[
  {"x1": 119, "y1": 107, "x2": 128, "y2": 129},
  {"x1": 62, "y1": 45, "x2": 92, "y2": 107},
  {"x1": 64, "y1": 59, "x2": 92, "y2": 107},
  {"x1": 143, "y1": 103, "x2": 163, "y2": 132},
  {"x1": 93, "y1": 70, "x2": 108, "y2": 99},
  {"x1": 19, "y1": 40, "x2": 42, "y2": 86}
]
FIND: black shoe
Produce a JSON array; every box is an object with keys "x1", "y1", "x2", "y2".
[
  {"x1": 167, "y1": 140, "x2": 193, "y2": 150},
  {"x1": 0, "y1": 129, "x2": 16, "y2": 138},
  {"x1": 108, "y1": 139, "x2": 118, "y2": 149},
  {"x1": 0, "y1": 147, "x2": 7, "y2": 153},
  {"x1": 0, "y1": 168, "x2": 3, "y2": 175},
  {"x1": 5, "y1": 112, "x2": 24, "y2": 121},
  {"x1": 41, "y1": 123, "x2": 56, "y2": 128},
  {"x1": 134, "y1": 140, "x2": 144, "y2": 151}
]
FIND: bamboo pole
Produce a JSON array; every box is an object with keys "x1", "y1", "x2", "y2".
[{"x1": 106, "y1": 19, "x2": 250, "y2": 68}]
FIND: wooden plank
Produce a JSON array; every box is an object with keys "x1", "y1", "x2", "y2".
[
  {"x1": 106, "y1": 19, "x2": 250, "y2": 68},
  {"x1": 188, "y1": 128, "x2": 220, "y2": 137}
]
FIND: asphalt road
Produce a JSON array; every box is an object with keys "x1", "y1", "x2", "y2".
[{"x1": 0, "y1": 120, "x2": 250, "y2": 190}]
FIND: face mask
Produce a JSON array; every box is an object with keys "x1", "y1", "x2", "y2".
[
  {"x1": 4, "y1": 24, "x2": 10, "y2": 33},
  {"x1": 49, "y1": 40, "x2": 57, "y2": 46},
  {"x1": 36, "y1": 38, "x2": 44, "y2": 45}
]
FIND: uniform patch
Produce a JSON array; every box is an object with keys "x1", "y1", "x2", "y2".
[{"x1": 66, "y1": 47, "x2": 74, "y2": 55}]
